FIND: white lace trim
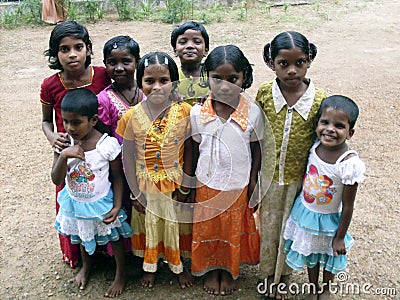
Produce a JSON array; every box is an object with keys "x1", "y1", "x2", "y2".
[
  {"x1": 56, "y1": 213, "x2": 123, "y2": 242},
  {"x1": 143, "y1": 259, "x2": 183, "y2": 274},
  {"x1": 284, "y1": 217, "x2": 334, "y2": 256}
]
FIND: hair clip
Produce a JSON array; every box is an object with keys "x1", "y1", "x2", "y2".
[
  {"x1": 164, "y1": 57, "x2": 168, "y2": 65},
  {"x1": 144, "y1": 58, "x2": 149, "y2": 67},
  {"x1": 269, "y1": 40, "x2": 273, "y2": 58},
  {"x1": 112, "y1": 42, "x2": 118, "y2": 49}
]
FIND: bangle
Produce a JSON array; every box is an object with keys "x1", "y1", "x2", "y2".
[
  {"x1": 178, "y1": 187, "x2": 190, "y2": 195},
  {"x1": 130, "y1": 191, "x2": 142, "y2": 200}
]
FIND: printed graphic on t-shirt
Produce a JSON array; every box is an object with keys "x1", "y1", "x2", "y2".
[
  {"x1": 67, "y1": 163, "x2": 96, "y2": 198},
  {"x1": 303, "y1": 165, "x2": 337, "y2": 205}
]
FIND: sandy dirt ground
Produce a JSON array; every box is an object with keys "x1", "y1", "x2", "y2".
[{"x1": 1, "y1": 0, "x2": 399, "y2": 299}]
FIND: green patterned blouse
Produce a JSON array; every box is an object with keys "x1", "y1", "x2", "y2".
[{"x1": 256, "y1": 80, "x2": 327, "y2": 185}]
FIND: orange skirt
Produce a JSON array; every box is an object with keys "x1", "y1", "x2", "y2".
[{"x1": 191, "y1": 185, "x2": 260, "y2": 279}]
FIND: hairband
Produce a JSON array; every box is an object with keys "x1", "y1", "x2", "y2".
[
  {"x1": 112, "y1": 42, "x2": 118, "y2": 49},
  {"x1": 164, "y1": 57, "x2": 168, "y2": 65}
]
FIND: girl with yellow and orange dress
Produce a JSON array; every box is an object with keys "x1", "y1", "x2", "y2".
[{"x1": 116, "y1": 52, "x2": 194, "y2": 289}]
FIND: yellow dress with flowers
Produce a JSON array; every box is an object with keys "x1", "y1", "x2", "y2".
[{"x1": 116, "y1": 101, "x2": 192, "y2": 274}]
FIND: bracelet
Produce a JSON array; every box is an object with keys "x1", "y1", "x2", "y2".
[
  {"x1": 178, "y1": 187, "x2": 190, "y2": 195},
  {"x1": 130, "y1": 191, "x2": 142, "y2": 200}
]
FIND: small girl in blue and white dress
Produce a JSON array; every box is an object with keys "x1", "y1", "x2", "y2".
[
  {"x1": 283, "y1": 95, "x2": 366, "y2": 300},
  {"x1": 51, "y1": 88, "x2": 133, "y2": 297}
]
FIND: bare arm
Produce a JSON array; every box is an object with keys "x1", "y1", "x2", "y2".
[
  {"x1": 123, "y1": 139, "x2": 146, "y2": 213},
  {"x1": 103, "y1": 156, "x2": 123, "y2": 224},
  {"x1": 51, "y1": 143, "x2": 85, "y2": 185},
  {"x1": 176, "y1": 137, "x2": 194, "y2": 202},
  {"x1": 42, "y1": 104, "x2": 69, "y2": 151},
  {"x1": 188, "y1": 140, "x2": 200, "y2": 203},
  {"x1": 248, "y1": 140, "x2": 262, "y2": 207},
  {"x1": 332, "y1": 183, "x2": 358, "y2": 256}
]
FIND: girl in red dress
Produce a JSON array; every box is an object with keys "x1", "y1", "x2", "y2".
[{"x1": 40, "y1": 20, "x2": 111, "y2": 268}]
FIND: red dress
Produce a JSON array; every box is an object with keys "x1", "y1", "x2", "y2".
[{"x1": 40, "y1": 66, "x2": 111, "y2": 267}]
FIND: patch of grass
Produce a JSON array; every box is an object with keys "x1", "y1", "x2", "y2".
[{"x1": 0, "y1": 0, "x2": 42, "y2": 28}]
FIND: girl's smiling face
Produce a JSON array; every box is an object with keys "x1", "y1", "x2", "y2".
[
  {"x1": 174, "y1": 29, "x2": 208, "y2": 64},
  {"x1": 208, "y1": 63, "x2": 244, "y2": 104},
  {"x1": 104, "y1": 48, "x2": 137, "y2": 86},
  {"x1": 316, "y1": 107, "x2": 354, "y2": 150},
  {"x1": 142, "y1": 64, "x2": 173, "y2": 105}
]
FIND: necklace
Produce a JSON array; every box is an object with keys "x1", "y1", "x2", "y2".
[
  {"x1": 145, "y1": 100, "x2": 169, "y2": 132},
  {"x1": 112, "y1": 82, "x2": 139, "y2": 106},
  {"x1": 59, "y1": 66, "x2": 93, "y2": 90}
]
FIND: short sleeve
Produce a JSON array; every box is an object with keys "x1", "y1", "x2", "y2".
[
  {"x1": 190, "y1": 104, "x2": 201, "y2": 143},
  {"x1": 40, "y1": 76, "x2": 56, "y2": 106},
  {"x1": 250, "y1": 103, "x2": 265, "y2": 142},
  {"x1": 97, "y1": 135, "x2": 121, "y2": 161},
  {"x1": 116, "y1": 108, "x2": 135, "y2": 140},
  {"x1": 97, "y1": 89, "x2": 113, "y2": 127},
  {"x1": 338, "y1": 155, "x2": 366, "y2": 185}
]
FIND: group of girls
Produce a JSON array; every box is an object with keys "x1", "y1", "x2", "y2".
[{"x1": 40, "y1": 20, "x2": 365, "y2": 299}]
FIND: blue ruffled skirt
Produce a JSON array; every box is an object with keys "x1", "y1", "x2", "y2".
[
  {"x1": 54, "y1": 187, "x2": 133, "y2": 255},
  {"x1": 283, "y1": 196, "x2": 354, "y2": 274}
]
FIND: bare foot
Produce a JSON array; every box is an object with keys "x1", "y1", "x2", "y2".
[
  {"x1": 276, "y1": 275, "x2": 290, "y2": 300},
  {"x1": 73, "y1": 266, "x2": 90, "y2": 290},
  {"x1": 203, "y1": 270, "x2": 220, "y2": 295},
  {"x1": 219, "y1": 270, "x2": 238, "y2": 295},
  {"x1": 303, "y1": 293, "x2": 318, "y2": 300},
  {"x1": 318, "y1": 290, "x2": 331, "y2": 300},
  {"x1": 141, "y1": 272, "x2": 156, "y2": 288},
  {"x1": 265, "y1": 275, "x2": 276, "y2": 299},
  {"x1": 177, "y1": 268, "x2": 194, "y2": 289},
  {"x1": 104, "y1": 272, "x2": 126, "y2": 297}
]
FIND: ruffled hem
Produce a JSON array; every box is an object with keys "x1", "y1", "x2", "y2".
[
  {"x1": 191, "y1": 261, "x2": 259, "y2": 280},
  {"x1": 57, "y1": 187, "x2": 114, "y2": 220},
  {"x1": 138, "y1": 177, "x2": 182, "y2": 194},
  {"x1": 284, "y1": 216, "x2": 354, "y2": 256},
  {"x1": 143, "y1": 259, "x2": 183, "y2": 274},
  {"x1": 54, "y1": 209, "x2": 133, "y2": 255},
  {"x1": 289, "y1": 197, "x2": 342, "y2": 236},
  {"x1": 284, "y1": 244, "x2": 348, "y2": 274}
]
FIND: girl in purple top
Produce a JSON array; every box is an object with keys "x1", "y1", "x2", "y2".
[
  {"x1": 97, "y1": 36, "x2": 145, "y2": 252},
  {"x1": 98, "y1": 35, "x2": 145, "y2": 144}
]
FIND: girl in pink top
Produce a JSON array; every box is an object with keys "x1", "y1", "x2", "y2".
[
  {"x1": 98, "y1": 35, "x2": 145, "y2": 144},
  {"x1": 97, "y1": 36, "x2": 145, "y2": 253}
]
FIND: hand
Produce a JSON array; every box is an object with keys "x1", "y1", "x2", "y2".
[
  {"x1": 51, "y1": 132, "x2": 70, "y2": 152},
  {"x1": 103, "y1": 207, "x2": 120, "y2": 224},
  {"x1": 60, "y1": 142, "x2": 85, "y2": 161},
  {"x1": 187, "y1": 188, "x2": 196, "y2": 204},
  {"x1": 175, "y1": 188, "x2": 190, "y2": 203},
  {"x1": 132, "y1": 198, "x2": 146, "y2": 214},
  {"x1": 332, "y1": 236, "x2": 346, "y2": 257}
]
